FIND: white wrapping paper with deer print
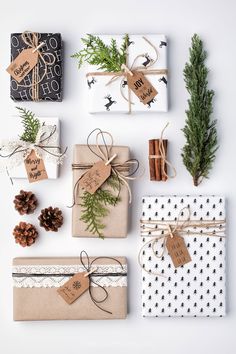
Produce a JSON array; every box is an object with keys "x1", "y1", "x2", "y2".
[
  {"x1": 0, "y1": 117, "x2": 60, "y2": 179},
  {"x1": 140, "y1": 196, "x2": 226, "y2": 317},
  {"x1": 86, "y1": 34, "x2": 168, "y2": 113}
]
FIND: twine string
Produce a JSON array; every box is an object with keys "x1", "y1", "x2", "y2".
[
  {"x1": 138, "y1": 207, "x2": 226, "y2": 276},
  {"x1": 0, "y1": 125, "x2": 67, "y2": 160},
  {"x1": 149, "y1": 122, "x2": 177, "y2": 179},
  {"x1": 86, "y1": 36, "x2": 168, "y2": 113},
  {"x1": 80, "y1": 251, "x2": 125, "y2": 315},
  {"x1": 71, "y1": 128, "x2": 141, "y2": 207},
  {"x1": 19, "y1": 31, "x2": 56, "y2": 101}
]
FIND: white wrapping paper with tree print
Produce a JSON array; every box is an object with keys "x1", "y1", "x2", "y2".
[
  {"x1": 86, "y1": 34, "x2": 168, "y2": 113},
  {"x1": 140, "y1": 195, "x2": 226, "y2": 317}
]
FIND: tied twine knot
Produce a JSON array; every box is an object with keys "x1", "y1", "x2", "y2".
[
  {"x1": 149, "y1": 122, "x2": 177, "y2": 180},
  {"x1": 86, "y1": 36, "x2": 168, "y2": 113},
  {"x1": 139, "y1": 206, "x2": 226, "y2": 277},
  {"x1": 19, "y1": 31, "x2": 56, "y2": 101},
  {"x1": 72, "y1": 128, "x2": 142, "y2": 206},
  {"x1": 79, "y1": 251, "x2": 126, "y2": 314},
  {"x1": 0, "y1": 124, "x2": 67, "y2": 170}
]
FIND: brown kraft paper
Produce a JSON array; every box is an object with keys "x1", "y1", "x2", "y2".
[
  {"x1": 72, "y1": 145, "x2": 130, "y2": 238},
  {"x1": 13, "y1": 257, "x2": 127, "y2": 321}
]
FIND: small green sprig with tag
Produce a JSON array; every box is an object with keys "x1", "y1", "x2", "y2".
[
  {"x1": 79, "y1": 173, "x2": 120, "y2": 239},
  {"x1": 71, "y1": 34, "x2": 129, "y2": 72}
]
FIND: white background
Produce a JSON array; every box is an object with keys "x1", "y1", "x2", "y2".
[{"x1": 0, "y1": 0, "x2": 235, "y2": 353}]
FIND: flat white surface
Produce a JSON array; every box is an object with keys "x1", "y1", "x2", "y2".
[{"x1": 0, "y1": 0, "x2": 235, "y2": 353}]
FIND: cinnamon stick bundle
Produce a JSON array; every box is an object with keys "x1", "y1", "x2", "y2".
[{"x1": 148, "y1": 139, "x2": 168, "y2": 181}]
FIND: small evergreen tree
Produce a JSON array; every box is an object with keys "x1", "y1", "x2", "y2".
[{"x1": 182, "y1": 34, "x2": 218, "y2": 186}]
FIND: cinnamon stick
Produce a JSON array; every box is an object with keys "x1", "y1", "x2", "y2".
[
  {"x1": 154, "y1": 139, "x2": 161, "y2": 181},
  {"x1": 148, "y1": 139, "x2": 156, "y2": 181},
  {"x1": 161, "y1": 139, "x2": 168, "y2": 181}
]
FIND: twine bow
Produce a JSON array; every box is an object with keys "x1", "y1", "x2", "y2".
[
  {"x1": 72, "y1": 128, "x2": 142, "y2": 206},
  {"x1": 149, "y1": 123, "x2": 177, "y2": 179},
  {"x1": 19, "y1": 31, "x2": 56, "y2": 101},
  {"x1": 80, "y1": 251, "x2": 126, "y2": 314},
  {"x1": 0, "y1": 124, "x2": 67, "y2": 173},
  {"x1": 139, "y1": 207, "x2": 226, "y2": 276},
  {"x1": 86, "y1": 36, "x2": 168, "y2": 113}
]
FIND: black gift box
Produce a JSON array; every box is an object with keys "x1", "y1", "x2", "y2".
[{"x1": 10, "y1": 32, "x2": 63, "y2": 102}]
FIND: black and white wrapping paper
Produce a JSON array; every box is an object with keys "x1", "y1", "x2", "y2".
[
  {"x1": 140, "y1": 196, "x2": 226, "y2": 317},
  {"x1": 10, "y1": 33, "x2": 63, "y2": 101},
  {"x1": 86, "y1": 34, "x2": 168, "y2": 113}
]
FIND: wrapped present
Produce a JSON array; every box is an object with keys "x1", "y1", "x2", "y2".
[
  {"x1": 73, "y1": 34, "x2": 168, "y2": 113},
  {"x1": 72, "y1": 129, "x2": 139, "y2": 238},
  {"x1": 0, "y1": 108, "x2": 66, "y2": 182},
  {"x1": 8, "y1": 32, "x2": 63, "y2": 101},
  {"x1": 139, "y1": 195, "x2": 226, "y2": 317},
  {"x1": 12, "y1": 252, "x2": 127, "y2": 321}
]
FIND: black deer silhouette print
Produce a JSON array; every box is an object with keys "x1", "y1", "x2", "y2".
[
  {"x1": 142, "y1": 53, "x2": 154, "y2": 67},
  {"x1": 147, "y1": 97, "x2": 156, "y2": 108},
  {"x1": 159, "y1": 76, "x2": 168, "y2": 85},
  {"x1": 87, "y1": 77, "x2": 96, "y2": 89},
  {"x1": 104, "y1": 95, "x2": 117, "y2": 111},
  {"x1": 159, "y1": 41, "x2": 167, "y2": 48},
  {"x1": 122, "y1": 80, "x2": 128, "y2": 88},
  {"x1": 127, "y1": 38, "x2": 134, "y2": 46}
]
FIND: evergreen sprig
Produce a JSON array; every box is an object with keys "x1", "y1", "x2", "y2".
[
  {"x1": 71, "y1": 34, "x2": 129, "y2": 72},
  {"x1": 16, "y1": 107, "x2": 40, "y2": 143},
  {"x1": 80, "y1": 174, "x2": 120, "y2": 239},
  {"x1": 182, "y1": 34, "x2": 218, "y2": 186}
]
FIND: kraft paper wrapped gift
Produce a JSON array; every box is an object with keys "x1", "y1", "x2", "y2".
[
  {"x1": 140, "y1": 195, "x2": 226, "y2": 317},
  {"x1": 12, "y1": 256, "x2": 127, "y2": 321},
  {"x1": 0, "y1": 117, "x2": 61, "y2": 180},
  {"x1": 9, "y1": 32, "x2": 63, "y2": 102},
  {"x1": 72, "y1": 144, "x2": 130, "y2": 238},
  {"x1": 86, "y1": 34, "x2": 168, "y2": 113}
]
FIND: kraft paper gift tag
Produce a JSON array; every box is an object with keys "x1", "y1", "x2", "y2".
[
  {"x1": 86, "y1": 34, "x2": 168, "y2": 113},
  {"x1": 140, "y1": 195, "x2": 226, "y2": 317},
  {"x1": 72, "y1": 144, "x2": 130, "y2": 238}
]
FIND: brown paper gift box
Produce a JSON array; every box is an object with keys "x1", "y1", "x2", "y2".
[
  {"x1": 72, "y1": 144, "x2": 130, "y2": 238},
  {"x1": 13, "y1": 256, "x2": 127, "y2": 321}
]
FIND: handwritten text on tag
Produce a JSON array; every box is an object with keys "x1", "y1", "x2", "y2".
[{"x1": 6, "y1": 48, "x2": 38, "y2": 83}]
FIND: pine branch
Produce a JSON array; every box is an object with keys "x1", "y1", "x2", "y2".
[
  {"x1": 71, "y1": 34, "x2": 129, "y2": 72},
  {"x1": 79, "y1": 174, "x2": 120, "y2": 239},
  {"x1": 16, "y1": 107, "x2": 40, "y2": 143},
  {"x1": 182, "y1": 34, "x2": 218, "y2": 186}
]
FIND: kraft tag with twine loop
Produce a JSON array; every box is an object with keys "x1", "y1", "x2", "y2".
[
  {"x1": 71, "y1": 128, "x2": 143, "y2": 206},
  {"x1": 57, "y1": 251, "x2": 127, "y2": 314},
  {"x1": 139, "y1": 206, "x2": 226, "y2": 276},
  {"x1": 0, "y1": 123, "x2": 67, "y2": 183},
  {"x1": 6, "y1": 31, "x2": 56, "y2": 101},
  {"x1": 86, "y1": 36, "x2": 168, "y2": 113}
]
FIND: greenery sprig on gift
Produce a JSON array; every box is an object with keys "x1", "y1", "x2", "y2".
[
  {"x1": 16, "y1": 107, "x2": 40, "y2": 143},
  {"x1": 71, "y1": 34, "x2": 129, "y2": 72},
  {"x1": 182, "y1": 34, "x2": 218, "y2": 187},
  {"x1": 79, "y1": 174, "x2": 120, "y2": 239}
]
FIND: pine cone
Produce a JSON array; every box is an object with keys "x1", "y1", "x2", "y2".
[
  {"x1": 13, "y1": 190, "x2": 38, "y2": 215},
  {"x1": 13, "y1": 222, "x2": 38, "y2": 247},
  {"x1": 38, "y1": 207, "x2": 63, "y2": 232}
]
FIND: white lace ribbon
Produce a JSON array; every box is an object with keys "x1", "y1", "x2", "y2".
[
  {"x1": 12, "y1": 264, "x2": 127, "y2": 288},
  {"x1": 0, "y1": 124, "x2": 65, "y2": 172}
]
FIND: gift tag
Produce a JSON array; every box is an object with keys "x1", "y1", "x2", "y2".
[
  {"x1": 57, "y1": 272, "x2": 89, "y2": 305},
  {"x1": 24, "y1": 149, "x2": 48, "y2": 183},
  {"x1": 79, "y1": 160, "x2": 111, "y2": 194},
  {"x1": 127, "y1": 71, "x2": 158, "y2": 105},
  {"x1": 6, "y1": 48, "x2": 39, "y2": 83},
  {"x1": 166, "y1": 234, "x2": 192, "y2": 268}
]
